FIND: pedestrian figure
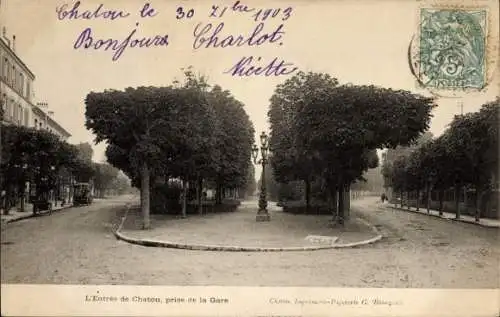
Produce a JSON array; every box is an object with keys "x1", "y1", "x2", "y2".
[{"x1": 381, "y1": 193, "x2": 387, "y2": 203}]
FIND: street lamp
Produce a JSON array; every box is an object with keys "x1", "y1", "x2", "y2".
[{"x1": 252, "y1": 131, "x2": 271, "y2": 222}]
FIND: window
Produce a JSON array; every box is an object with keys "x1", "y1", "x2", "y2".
[
  {"x1": 11, "y1": 65, "x2": 15, "y2": 86},
  {"x1": 1, "y1": 94, "x2": 5, "y2": 121},
  {"x1": 26, "y1": 79, "x2": 31, "y2": 99},
  {"x1": 19, "y1": 72, "x2": 24, "y2": 95},
  {"x1": 24, "y1": 108, "x2": 29, "y2": 126},
  {"x1": 18, "y1": 105, "x2": 22, "y2": 125},
  {"x1": 13, "y1": 102, "x2": 18, "y2": 123},
  {"x1": 8, "y1": 99, "x2": 13, "y2": 119},
  {"x1": 34, "y1": 118, "x2": 38, "y2": 128},
  {"x1": 2, "y1": 58, "x2": 7, "y2": 80},
  {"x1": 4, "y1": 59, "x2": 9, "y2": 81},
  {"x1": 5, "y1": 99, "x2": 10, "y2": 120}
]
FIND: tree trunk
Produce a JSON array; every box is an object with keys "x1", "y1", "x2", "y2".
[
  {"x1": 337, "y1": 181, "x2": 345, "y2": 225},
  {"x1": 344, "y1": 184, "x2": 351, "y2": 222},
  {"x1": 454, "y1": 183, "x2": 461, "y2": 219},
  {"x1": 463, "y1": 187, "x2": 468, "y2": 214},
  {"x1": 400, "y1": 190, "x2": 404, "y2": 208},
  {"x1": 19, "y1": 182, "x2": 26, "y2": 212},
  {"x1": 69, "y1": 175, "x2": 74, "y2": 204},
  {"x1": 215, "y1": 178, "x2": 223, "y2": 205},
  {"x1": 140, "y1": 162, "x2": 151, "y2": 230},
  {"x1": 305, "y1": 178, "x2": 311, "y2": 211},
  {"x1": 438, "y1": 189, "x2": 444, "y2": 216},
  {"x1": 326, "y1": 176, "x2": 337, "y2": 219},
  {"x1": 416, "y1": 189, "x2": 420, "y2": 211},
  {"x1": 181, "y1": 178, "x2": 188, "y2": 218},
  {"x1": 426, "y1": 184, "x2": 431, "y2": 214},
  {"x1": 407, "y1": 191, "x2": 411, "y2": 210},
  {"x1": 197, "y1": 176, "x2": 203, "y2": 215},
  {"x1": 330, "y1": 183, "x2": 338, "y2": 217},
  {"x1": 474, "y1": 186, "x2": 482, "y2": 222}
]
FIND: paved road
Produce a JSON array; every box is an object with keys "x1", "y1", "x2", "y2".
[{"x1": 1, "y1": 196, "x2": 498, "y2": 288}]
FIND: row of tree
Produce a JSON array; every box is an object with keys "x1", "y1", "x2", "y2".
[
  {"x1": 268, "y1": 71, "x2": 436, "y2": 224},
  {"x1": 0, "y1": 125, "x2": 131, "y2": 214},
  {"x1": 85, "y1": 67, "x2": 255, "y2": 229},
  {"x1": 74, "y1": 142, "x2": 132, "y2": 198},
  {"x1": 384, "y1": 99, "x2": 499, "y2": 220}
]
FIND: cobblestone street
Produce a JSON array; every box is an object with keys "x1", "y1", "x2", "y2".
[{"x1": 1, "y1": 196, "x2": 498, "y2": 288}]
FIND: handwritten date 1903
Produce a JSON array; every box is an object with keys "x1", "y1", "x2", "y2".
[
  {"x1": 210, "y1": 1, "x2": 293, "y2": 22},
  {"x1": 252, "y1": 7, "x2": 293, "y2": 22},
  {"x1": 225, "y1": 56, "x2": 298, "y2": 77}
]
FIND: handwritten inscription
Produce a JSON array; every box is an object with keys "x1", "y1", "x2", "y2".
[
  {"x1": 56, "y1": 1, "x2": 130, "y2": 20},
  {"x1": 192, "y1": 22, "x2": 285, "y2": 49},
  {"x1": 74, "y1": 24, "x2": 169, "y2": 61},
  {"x1": 208, "y1": 1, "x2": 293, "y2": 21},
  {"x1": 198, "y1": 1, "x2": 298, "y2": 77},
  {"x1": 57, "y1": 1, "x2": 299, "y2": 76},
  {"x1": 225, "y1": 56, "x2": 298, "y2": 77}
]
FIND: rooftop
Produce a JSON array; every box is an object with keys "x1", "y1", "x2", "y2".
[{"x1": 0, "y1": 34, "x2": 35, "y2": 80}]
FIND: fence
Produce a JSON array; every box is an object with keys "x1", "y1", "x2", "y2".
[{"x1": 390, "y1": 188, "x2": 499, "y2": 220}]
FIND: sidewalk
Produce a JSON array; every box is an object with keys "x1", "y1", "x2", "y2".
[
  {"x1": 386, "y1": 203, "x2": 500, "y2": 228},
  {"x1": 115, "y1": 201, "x2": 383, "y2": 251},
  {"x1": 1, "y1": 203, "x2": 74, "y2": 224}
]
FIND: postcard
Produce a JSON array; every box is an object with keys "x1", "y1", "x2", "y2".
[{"x1": 1, "y1": 0, "x2": 499, "y2": 316}]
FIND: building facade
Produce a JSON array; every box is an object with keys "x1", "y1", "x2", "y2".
[
  {"x1": 32, "y1": 103, "x2": 72, "y2": 141},
  {"x1": 0, "y1": 31, "x2": 34, "y2": 128},
  {"x1": 0, "y1": 29, "x2": 71, "y2": 141}
]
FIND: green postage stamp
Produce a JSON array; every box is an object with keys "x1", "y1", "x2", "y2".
[{"x1": 418, "y1": 8, "x2": 486, "y2": 90}]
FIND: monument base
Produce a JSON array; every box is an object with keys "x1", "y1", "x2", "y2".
[{"x1": 256, "y1": 212, "x2": 271, "y2": 222}]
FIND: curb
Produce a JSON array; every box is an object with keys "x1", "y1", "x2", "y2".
[
  {"x1": 388, "y1": 206, "x2": 499, "y2": 228},
  {"x1": 113, "y1": 205, "x2": 384, "y2": 252},
  {"x1": 1, "y1": 205, "x2": 74, "y2": 224}
]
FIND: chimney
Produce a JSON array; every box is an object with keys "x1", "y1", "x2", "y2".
[
  {"x1": 12, "y1": 34, "x2": 15, "y2": 52},
  {"x1": 2, "y1": 27, "x2": 10, "y2": 47},
  {"x1": 36, "y1": 102, "x2": 48, "y2": 109},
  {"x1": 48, "y1": 111, "x2": 54, "y2": 117}
]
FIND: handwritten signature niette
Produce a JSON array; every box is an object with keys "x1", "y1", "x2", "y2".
[
  {"x1": 56, "y1": 1, "x2": 299, "y2": 77},
  {"x1": 193, "y1": 1, "x2": 298, "y2": 77}
]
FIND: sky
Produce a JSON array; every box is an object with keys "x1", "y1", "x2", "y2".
[{"x1": 1, "y1": 0, "x2": 498, "y2": 171}]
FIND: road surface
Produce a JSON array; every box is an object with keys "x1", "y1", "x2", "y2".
[{"x1": 1, "y1": 196, "x2": 498, "y2": 288}]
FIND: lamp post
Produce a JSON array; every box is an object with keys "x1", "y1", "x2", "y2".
[{"x1": 252, "y1": 131, "x2": 271, "y2": 222}]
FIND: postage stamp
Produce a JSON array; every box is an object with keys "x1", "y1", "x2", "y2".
[
  {"x1": 408, "y1": 2, "x2": 499, "y2": 97},
  {"x1": 418, "y1": 9, "x2": 486, "y2": 90}
]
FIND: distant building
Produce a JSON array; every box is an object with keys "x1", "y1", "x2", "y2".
[
  {"x1": 0, "y1": 25, "x2": 71, "y2": 141},
  {"x1": 33, "y1": 103, "x2": 71, "y2": 141}
]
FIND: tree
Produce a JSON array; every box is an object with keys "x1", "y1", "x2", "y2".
[
  {"x1": 382, "y1": 132, "x2": 434, "y2": 198},
  {"x1": 0, "y1": 126, "x2": 78, "y2": 213},
  {"x1": 207, "y1": 85, "x2": 254, "y2": 205},
  {"x1": 86, "y1": 86, "x2": 178, "y2": 229},
  {"x1": 445, "y1": 100, "x2": 499, "y2": 220},
  {"x1": 244, "y1": 164, "x2": 257, "y2": 197},
  {"x1": 110, "y1": 172, "x2": 132, "y2": 195},
  {"x1": 93, "y1": 163, "x2": 119, "y2": 197},
  {"x1": 293, "y1": 83, "x2": 436, "y2": 224},
  {"x1": 268, "y1": 72, "x2": 339, "y2": 208},
  {"x1": 75, "y1": 142, "x2": 93, "y2": 162},
  {"x1": 167, "y1": 85, "x2": 218, "y2": 217}
]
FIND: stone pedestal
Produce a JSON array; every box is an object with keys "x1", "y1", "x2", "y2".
[{"x1": 256, "y1": 211, "x2": 271, "y2": 222}]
